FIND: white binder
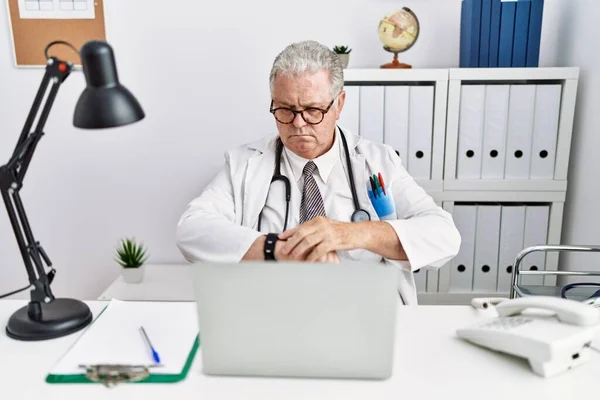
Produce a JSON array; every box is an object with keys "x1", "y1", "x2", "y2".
[
  {"x1": 520, "y1": 205, "x2": 550, "y2": 287},
  {"x1": 481, "y1": 85, "x2": 510, "y2": 179},
  {"x1": 359, "y1": 86, "x2": 384, "y2": 143},
  {"x1": 505, "y1": 85, "x2": 536, "y2": 179},
  {"x1": 414, "y1": 268, "x2": 427, "y2": 293},
  {"x1": 383, "y1": 86, "x2": 410, "y2": 164},
  {"x1": 497, "y1": 204, "x2": 526, "y2": 293},
  {"x1": 450, "y1": 205, "x2": 477, "y2": 292},
  {"x1": 457, "y1": 85, "x2": 485, "y2": 179},
  {"x1": 339, "y1": 85, "x2": 360, "y2": 134},
  {"x1": 530, "y1": 84, "x2": 562, "y2": 179},
  {"x1": 408, "y1": 86, "x2": 434, "y2": 179},
  {"x1": 473, "y1": 205, "x2": 501, "y2": 292}
]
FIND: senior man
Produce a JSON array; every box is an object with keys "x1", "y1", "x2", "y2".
[{"x1": 176, "y1": 40, "x2": 460, "y2": 304}]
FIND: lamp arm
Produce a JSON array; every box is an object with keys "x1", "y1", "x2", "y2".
[{"x1": 0, "y1": 57, "x2": 72, "y2": 313}]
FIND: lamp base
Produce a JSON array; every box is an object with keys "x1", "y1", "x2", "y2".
[{"x1": 6, "y1": 298, "x2": 93, "y2": 341}]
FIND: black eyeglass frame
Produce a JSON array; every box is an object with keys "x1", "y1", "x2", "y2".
[{"x1": 269, "y1": 99, "x2": 335, "y2": 125}]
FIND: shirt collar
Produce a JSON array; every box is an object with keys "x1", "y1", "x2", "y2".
[{"x1": 283, "y1": 129, "x2": 340, "y2": 184}]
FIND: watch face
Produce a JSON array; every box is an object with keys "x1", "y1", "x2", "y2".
[{"x1": 352, "y1": 209, "x2": 371, "y2": 222}]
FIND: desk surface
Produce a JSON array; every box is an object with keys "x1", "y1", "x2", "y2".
[
  {"x1": 99, "y1": 264, "x2": 193, "y2": 301},
  {"x1": 1, "y1": 300, "x2": 599, "y2": 400}
]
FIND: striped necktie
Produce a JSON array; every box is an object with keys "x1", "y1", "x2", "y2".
[{"x1": 300, "y1": 161, "x2": 327, "y2": 224}]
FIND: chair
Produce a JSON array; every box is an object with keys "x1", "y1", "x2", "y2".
[{"x1": 510, "y1": 245, "x2": 600, "y2": 300}]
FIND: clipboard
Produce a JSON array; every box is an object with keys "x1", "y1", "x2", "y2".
[{"x1": 45, "y1": 299, "x2": 200, "y2": 387}]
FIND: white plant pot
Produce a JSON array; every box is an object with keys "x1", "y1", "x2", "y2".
[
  {"x1": 337, "y1": 54, "x2": 350, "y2": 68},
  {"x1": 121, "y1": 265, "x2": 145, "y2": 283}
]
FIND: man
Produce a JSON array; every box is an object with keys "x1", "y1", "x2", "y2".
[{"x1": 176, "y1": 40, "x2": 461, "y2": 305}]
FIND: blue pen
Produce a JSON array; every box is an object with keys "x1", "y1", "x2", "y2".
[{"x1": 140, "y1": 326, "x2": 161, "y2": 364}]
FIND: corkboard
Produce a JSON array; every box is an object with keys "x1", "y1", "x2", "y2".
[{"x1": 7, "y1": 0, "x2": 106, "y2": 67}]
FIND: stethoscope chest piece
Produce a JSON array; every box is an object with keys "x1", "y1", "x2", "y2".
[{"x1": 351, "y1": 209, "x2": 371, "y2": 222}]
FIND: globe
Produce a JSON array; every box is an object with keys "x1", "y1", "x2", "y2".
[{"x1": 377, "y1": 7, "x2": 420, "y2": 69}]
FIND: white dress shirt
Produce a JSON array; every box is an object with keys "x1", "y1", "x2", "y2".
[{"x1": 257, "y1": 128, "x2": 358, "y2": 234}]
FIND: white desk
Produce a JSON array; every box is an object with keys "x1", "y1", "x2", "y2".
[
  {"x1": 1, "y1": 299, "x2": 599, "y2": 399},
  {"x1": 99, "y1": 264, "x2": 193, "y2": 301}
]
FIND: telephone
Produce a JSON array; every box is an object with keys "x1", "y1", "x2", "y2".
[{"x1": 457, "y1": 296, "x2": 600, "y2": 378}]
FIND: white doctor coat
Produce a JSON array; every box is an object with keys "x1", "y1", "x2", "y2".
[{"x1": 176, "y1": 128, "x2": 461, "y2": 305}]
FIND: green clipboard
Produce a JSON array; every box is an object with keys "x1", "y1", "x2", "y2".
[{"x1": 45, "y1": 300, "x2": 201, "y2": 386}]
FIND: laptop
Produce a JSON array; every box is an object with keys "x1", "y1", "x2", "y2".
[{"x1": 192, "y1": 260, "x2": 399, "y2": 380}]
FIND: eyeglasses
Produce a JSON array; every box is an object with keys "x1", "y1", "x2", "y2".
[{"x1": 269, "y1": 99, "x2": 335, "y2": 125}]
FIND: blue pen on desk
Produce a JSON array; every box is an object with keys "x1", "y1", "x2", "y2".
[{"x1": 140, "y1": 326, "x2": 161, "y2": 364}]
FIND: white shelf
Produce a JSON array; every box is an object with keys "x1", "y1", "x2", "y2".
[
  {"x1": 436, "y1": 191, "x2": 566, "y2": 203},
  {"x1": 340, "y1": 67, "x2": 579, "y2": 305},
  {"x1": 449, "y1": 67, "x2": 580, "y2": 81},
  {"x1": 343, "y1": 68, "x2": 448, "y2": 82},
  {"x1": 443, "y1": 179, "x2": 568, "y2": 192}
]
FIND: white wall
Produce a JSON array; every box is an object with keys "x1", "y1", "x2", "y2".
[
  {"x1": 0, "y1": 0, "x2": 572, "y2": 300},
  {"x1": 550, "y1": 0, "x2": 600, "y2": 280}
]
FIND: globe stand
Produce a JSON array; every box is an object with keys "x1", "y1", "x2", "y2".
[{"x1": 380, "y1": 47, "x2": 412, "y2": 69}]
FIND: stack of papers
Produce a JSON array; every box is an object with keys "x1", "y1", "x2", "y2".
[{"x1": 48, "y1": 299, "x2": 199, "y2": 377}]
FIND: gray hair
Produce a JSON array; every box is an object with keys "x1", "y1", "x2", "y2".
[{"x1": 269, "y1": 40, "x2": 345, "y2": 100}]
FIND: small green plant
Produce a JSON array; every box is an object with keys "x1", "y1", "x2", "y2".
[
  {"x1": 333, "y1": 45, "x2": 352, "y2": 54},
  {"x1": 115, "y1": 237, "x2": 149, "y2": 269}
]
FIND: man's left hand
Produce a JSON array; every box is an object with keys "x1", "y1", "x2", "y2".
[{"x1": 278, "y1": 216, "x2": 357, "y2": 262}]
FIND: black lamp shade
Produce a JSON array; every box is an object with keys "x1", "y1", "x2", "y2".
[{"x1": 73, "y1": 40, "x2": 145, "y2": 129}]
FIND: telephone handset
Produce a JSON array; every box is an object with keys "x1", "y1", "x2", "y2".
[{"x1": 457, "y1": 296, "x2": 600, "y2": 378}]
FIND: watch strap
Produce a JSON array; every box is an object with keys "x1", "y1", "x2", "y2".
[{"x1": 264, "y1": 233, "x2": 279, "y2": 261}]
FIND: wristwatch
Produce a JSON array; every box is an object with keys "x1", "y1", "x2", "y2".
[{"x1": 263, "y1": 233, "x2": 279, "y2": 261}]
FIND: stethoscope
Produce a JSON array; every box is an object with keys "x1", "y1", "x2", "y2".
[{"x1": 257, "y1": 126, "x2": 371, "y2": 232}]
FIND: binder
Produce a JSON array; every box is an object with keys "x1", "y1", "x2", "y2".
[
  {"x1": 383, "y1": 85, "x2": 410, "y2": 164},
  {"x1": 498, "y1": 0, "x2": 517, "y2": 67},
  {"x1": 469, "y1": 0, "x2": 483, "y2": 67},
  {"x1": 450, "y1": 205, "x2": 477, "y2": 292},
  {"x1": 473, "y1": 204, "x2": 501, "y2": 292},
  {"x1": 504, "y1": 84, "x2": 536, "y2": 179},
  {"x1": 497, "y1": 204, "x2": 526, "y2": 293},
  {"x1": 359, "y1": 86, "x2": 384, "y2": 143},
  {"x1": 460, "y1": 0, "x2": 473, "y2": 67},
  {"x1": 511, "y1": 0, "x2": 531, "y2": 67},
  {"x1": 521, "y1": 205, "x2": 549, "y2": 287},
  {"x1": 530, "y1": 84, "x2": 561, "y2": 179},
  {"x1": 457, "y1": 85, "x2": 485, "y2": 179},
  {"x1": 526, "y1": 0, "x2": 544, "y2": 67},
  {"x1": 479, "y1": 0, "x2": 493, "y2": 67},
  {"x1": 340, "y1": 85, "x2": 360, "y2": 134},
  {"x1": 46, "y1": 299, "x2": 199, "y2": 385},
  {"x1": 481, "y1": 85, "x2": 510, "y2": 179},
  {"x1": 408, "y1": 86, "x2": 434, "y2": 179},
  {"x1": 489, "y1": 0, "x2": 502, "y2": 67}
]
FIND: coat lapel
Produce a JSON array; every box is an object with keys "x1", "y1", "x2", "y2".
[{"x1": 242, "y1": 137, "x2": 278, "y2": 228}]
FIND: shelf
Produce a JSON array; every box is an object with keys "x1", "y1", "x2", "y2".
[
  {"x1": 448, "y1": 67, "x2": 580, "y2": 81},
  {"x1": 436, "y1": 190, "x2": 566, "y2": 202},
  {"x1": 443, "y1": 179, "x2": 567, "y2": 192},
  {"x1": 343, "y1": 68, "x2": 448, "y2": 83}
]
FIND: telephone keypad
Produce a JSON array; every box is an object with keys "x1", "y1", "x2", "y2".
[{"x1": 480, "y1": 317, "x2": 533, "y2": 330}]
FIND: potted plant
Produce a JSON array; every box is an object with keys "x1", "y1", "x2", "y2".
[
  {"x1": 333, "y1": 45, "x2": 352, "y2": 68},
  {"x1": 115, "y1": 237, "x2": 149, "y2": 283}
]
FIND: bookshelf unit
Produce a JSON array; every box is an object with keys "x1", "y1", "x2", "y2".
[{"x1": 342, "y1": 67, "x2": 579, "y2": 305}]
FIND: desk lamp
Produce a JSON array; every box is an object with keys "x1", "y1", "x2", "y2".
[{"x1": 0, "y1": 40, "x2": 144, "y2": 341}]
